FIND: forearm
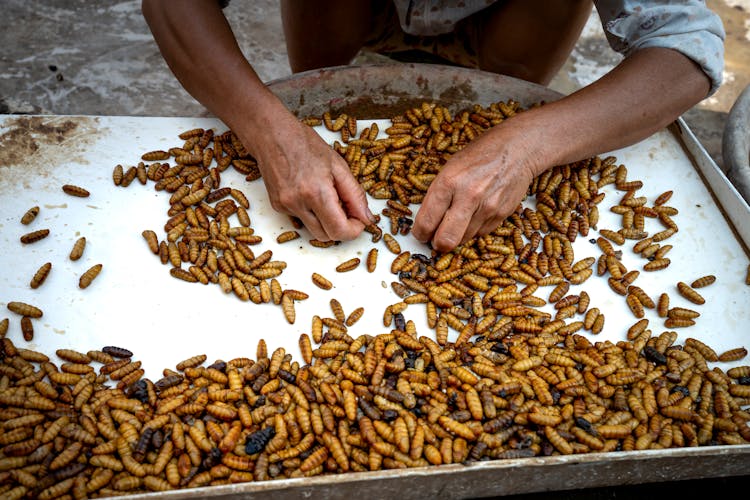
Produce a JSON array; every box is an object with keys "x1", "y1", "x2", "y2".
[
  {"x1": 141, "y1": 0, "x2": 287, "y2": 147},
  {"x1": 505, "y1": 47, "x2": 711, "y2": 176}
]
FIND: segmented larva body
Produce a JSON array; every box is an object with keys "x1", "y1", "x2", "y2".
[
  {"x1": 20, "y1": 206, "x2": 39, "y2": 225},
  {"x1": 676, "y1": 281, "x2": 705, "y2": 305},
  {"x1": 335, "y1": 258, "x2": 360, "y2": 273},
  {"x1": 69, "y1": 237, "x2": 86, "y2": 261},
  {"x1": 276, "y1": 230, "x2": 300, "y2": 244},
  {"x1": 690, "y1": 275, "x2": 716, "y2": 288},
  {"x1": 30, "y1": 262, "x2": 52, "y2": 289},
  {"x1": 79, "y1": 264, "x2": 103, "y2": 289},
  {"x1": 141, "y1": 150, "x2": 170, "y2": 161},
  {"x1": 62, "y1": 184, "x2": 90, "y2": 197},
  {"x1": 312, "y1": 273, "x2": 333, "y2": 290},
  {"x1": 7, "y1": 301, "x2": 43, "y2": 318},
  {"x1": 20, "y1": 229, "x2": 50, "y2": 244}
]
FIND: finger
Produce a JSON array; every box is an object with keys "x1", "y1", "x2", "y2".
[
  {"x1": 296, "y1": 209, "x2": 330, "y2": 242},
  {"x1": 431, "y1": 201, "x2": 475, "y2": 253},
  {"x1": 333, "y1": 163, "x2": 374, "y2": 225},
  {"x1": 412, "y1": 184, "x2": 453, "y2": 244},
  {"x1": 310, "y1": 186, "x2": 366, "y2": 241}
]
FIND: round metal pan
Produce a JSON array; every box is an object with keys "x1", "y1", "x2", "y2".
[{"x1": 266, "y1": 63, "x2": 564, "y2": 118}]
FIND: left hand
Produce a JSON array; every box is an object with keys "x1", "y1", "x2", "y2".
[{"x1": 412, "y1": 125, "x2": 536, "y2": 253}]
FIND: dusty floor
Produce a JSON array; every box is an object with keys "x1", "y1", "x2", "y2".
[{"x1": 1, "y1": 1, "x2": 749, "y2": 498}]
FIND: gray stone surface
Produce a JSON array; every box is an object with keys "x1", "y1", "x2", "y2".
[{"x1": 2, "y1": 1, "x2": 748, "y2": 174}]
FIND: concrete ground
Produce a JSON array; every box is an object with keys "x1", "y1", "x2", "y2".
[
  {"x1": 2, "y1": 0, "x2": 749, "y2": 174},
  {"x1": 1, "y1": 1, "x2": 749, "y2": 498}
]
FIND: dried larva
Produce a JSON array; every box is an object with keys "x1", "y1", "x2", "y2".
[
  {"x1": 676, "y1": 281, "x2": 705, "y2": 305},
  {"x1": 112, "y1": 164, "x2": 124, "y2": 185},
  {"x1": 336, "y1": 257, "x2": 360, "y2": 273},
  {"x1": 30, "y1": 262, "x2": 52, "y2": 289},
  {"x1": 7, "y1": 301, "x2": 43, "y2": 318},
  {"x1": 299, "y1": 333, "x2": 313, "y2": 365},
  {"x1": 281, "y1": 293, "x2": 296, "y2": 324},
  {"x1": 142, "y1": 150, "x2": 170, "y2": 161},
  {"x1": 327, "y1": 299, "x2": 346, "y2": 325},
  {"x1": 690, "y1": 275, "x2": 716, "y2": 288},
  {"x1": 664, "y1": 317, "x2": 695, "y2": 328},
  {"x1": 717, "y1": 347, "x2": 747, "y2": 362},
  {"x1": 0, "y1": 317, "x2": 8, "y2": 337},
  {"x1": 142, "y1": 230, "x2": 159, "y2": 254},
  {"x1": 277, "y1": 230, "x2": 300, "y2": 244},
  {"x1": 79, "y1": 263, "x2": 103, "y2": 289},
  {"x1": 653, "y1": 190, "x2": 673, "y2": 206},
  {"x1": 366, "y1": 248, "x2": 378, "y2": 273},
  {"x1": 312, "y1": 272, "x2": 333, "y2": 290},
  {"x1": 657, "y1": 293, "x2": 669, "y2": 317},
  {"x1": 20, "y1": 206, "x2": 39, "y2": 225},
  {"x1": 625, "y1": 293, "x2": 645, "y2": 319},
  {"x1": 345, "y1": 307, "x2": 364, "y2": 327},
  {"x1": 69, "y1": 236, "x2": 86, "y2": 261},
  {"x1": 309, "y1": 239, "x2": 337, "y2": 248},
  {"x1": 643, "y1": 258, "x2": 670, "y2": 271},
  {"x1": 20, "y1": 228, "x2": 50, "y2": 244},
  {"x1": 62, "y1": 184, "x2": 90, "y2": 197},
  {"x1": 20, "y1": 316, "x2": 33, "y2": 341},
  {"x1": 230, "y1": 188, "x2": 250, "y2": 209},
  {"x1": 383, "y1": 233, "x2": 402, "y2": 254},
  {"x1": 102, "y1": 346, "x2": 134, "y2": 359}
]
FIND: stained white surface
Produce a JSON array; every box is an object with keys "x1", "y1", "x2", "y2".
[{"x1": 0, "y1": 115, "x2": 748, "y2": 382}]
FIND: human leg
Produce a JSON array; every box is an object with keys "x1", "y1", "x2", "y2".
[
  {"x1": 280, "y1": 0, "x2": 377, "y2": 73},
  {"x1": 475, "y1": 0, "x2": 593, "y2": 85}
]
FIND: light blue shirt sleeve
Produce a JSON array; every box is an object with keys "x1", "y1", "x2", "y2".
[{"x1": 594, "y1": 0, "x2": 726, "y2": 96}]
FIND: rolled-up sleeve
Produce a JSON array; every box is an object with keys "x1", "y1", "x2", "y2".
[{"x1": 594, "y1": 1, "x2": 726, "y2": 96}]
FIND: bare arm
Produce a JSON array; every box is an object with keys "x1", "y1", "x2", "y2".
[
  {"x1": 141, "y1": 0, "x2": 372, "y2": 241},
  {"x1": 412, "y1": 47, "x2": 711, "y2": 252}
]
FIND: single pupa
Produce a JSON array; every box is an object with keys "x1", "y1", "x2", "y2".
[
  {"x1": 79, "y1": 263, "x2": 103, "y2": 289},
  {"x1": 62, "y1": 184, "x2": 90, "y2": 197},
  {"x1": 69, "y1": 236, "x2": 86, "y2": 261},
  {"x1": 20, "y1": 206, "x2": 40, "y2": 225},
  {"x1": 30, "y1": 262, "x2": 52, "y2": 289}
]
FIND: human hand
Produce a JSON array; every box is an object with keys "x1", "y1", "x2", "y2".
[
  {"x1": 246, "y1": 116, "x2": 373, "y2": 242},
  {"x1": 412, "y1": 126, "x2": 536, "y2": 253}
]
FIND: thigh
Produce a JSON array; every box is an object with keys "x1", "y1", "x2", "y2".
[
  {"x1": 475, "y1": 0, "x2": 593, "y2": 85},
  {"x1": 280, "y1": 0, "x2": 379, "y2": 73}
]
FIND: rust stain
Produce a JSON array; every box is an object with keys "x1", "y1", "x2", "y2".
[{"x1": 0, "y1": 116, "x2": 101, "y2": 169}]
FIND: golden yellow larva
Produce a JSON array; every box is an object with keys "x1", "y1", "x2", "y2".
[
  {"x1": 62, "y1": 184, "x2": 90, "y2": 197},
  {"x1": 30, "y1": 262, "x2": 52, "y2": 289},
  {"x1": 69, "y1": 236, "x2": 86, "y2": 261},
  {"x1": 20, "y1": 228, "x2": 50, "y2": 244},
  {"x1": 20, "y1": 206, "x2": 40, "y2": 225},
  {"x1": 335, "y1": 257, "x2": 360, "y2": 273},
  {"x1": 79, "y1": 264, "x2": 103, "y2": 289}
]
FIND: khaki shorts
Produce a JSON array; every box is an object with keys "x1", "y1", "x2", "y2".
[{"x1": 363, "y1": 1, "x2": 490, "y2": 68}]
